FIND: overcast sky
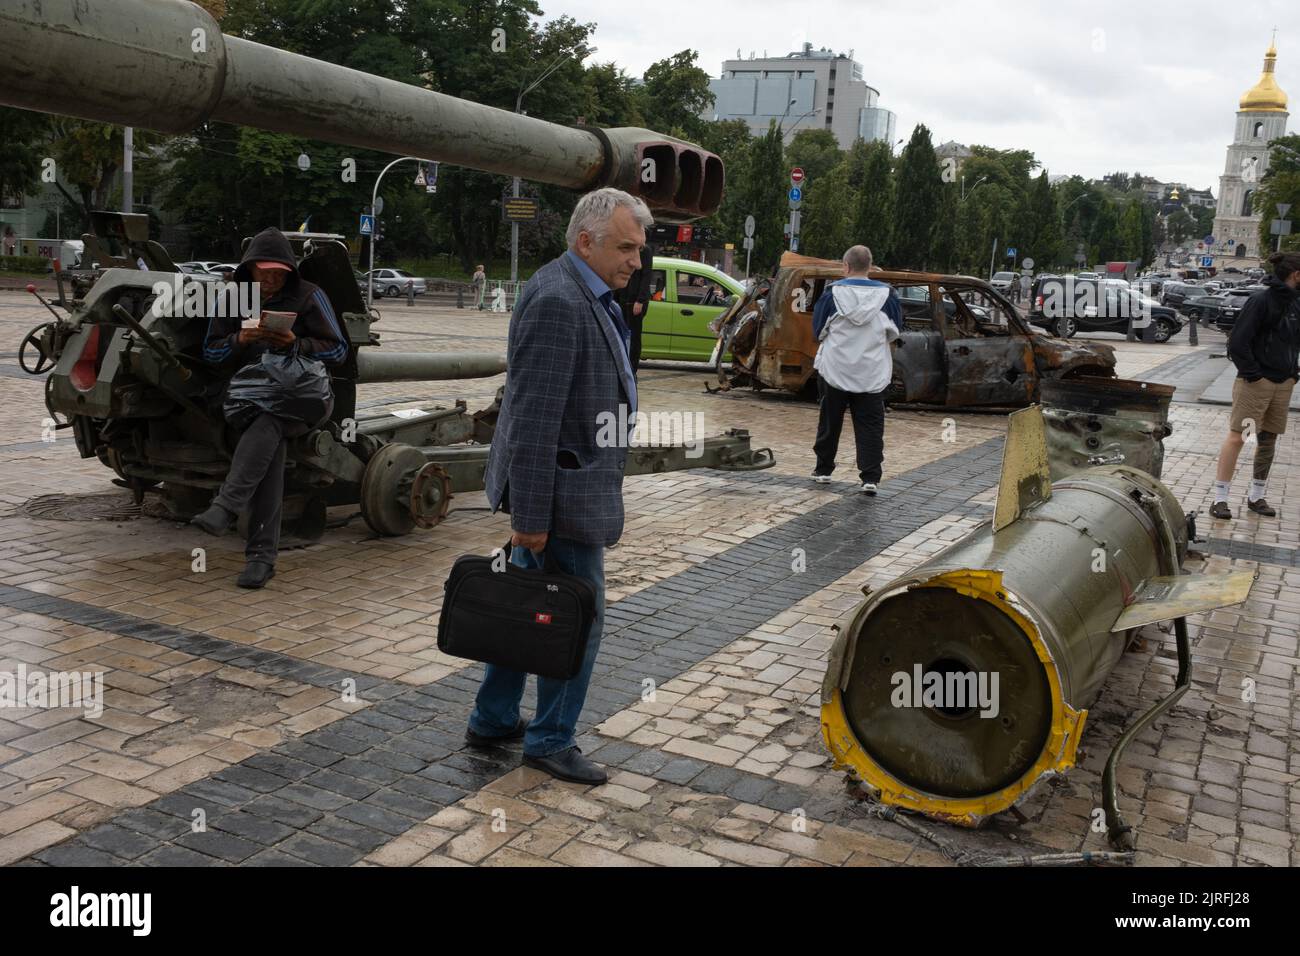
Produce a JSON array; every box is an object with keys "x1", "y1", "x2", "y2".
[{"x1": 544, "y1": 0, "x2": 1294, "y2": 194}]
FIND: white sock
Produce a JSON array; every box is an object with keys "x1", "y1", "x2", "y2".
[
  {"x1": 1249, "y1": 479, "x2": 1267, "y2": 501},
  {"x1": 1213, "y1": 480, "x2": 1231, "y2": 503}
]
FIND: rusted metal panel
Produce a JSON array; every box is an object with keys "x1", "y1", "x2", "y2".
[{"x1": 1040, "y1": 378, "x2": 1175, "y2": 480}]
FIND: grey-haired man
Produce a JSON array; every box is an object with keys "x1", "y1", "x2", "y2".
[{"x1": 469, "y1": 187, "x2": 647, "y2": 785}]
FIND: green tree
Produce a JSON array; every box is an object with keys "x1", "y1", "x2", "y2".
[
  {"x1": 956, "y1": 189, "x2": 994, "y2": 274},
  {"x1": 1165, "y1": 207, "x2": 1196, "y2": 246},
  {"x1": 932, "y1": 183, "x2": 959, "y2": 273},
  {"x1": 1119, "y1": 201, "x2": 1145, "y2": 262},
  {"x1": 580, "y1": 63, "x2": 645, "y2": 127},
  {"x1": 849, "y1": 139, "x2": 894, "y2": 263},
  {"x1": 800, "y1": 159, "x2": 854, "y2": 259},
  {"x1": 697, "y1": 119, "x2": 755, "y2": 246},
  {"x1": 638, "y1": 50, "x2": 714, "y2": 142},
  {"x1": 1025, "y1": 171, "x2": 1059, "y2": 269},
  {"x1": 1089, "y1": 199, "x2": 1124, "y2": 263},
  {"x1": 891, "y1": 124, "x2": 943, "y2": 269},
  {"x1": 0, "y1": 108, "x2": 49, "y2": 212},
  {"x1": 737, "y1": 121, "x2": 786, "y2": 271},
  {"x1": 787, "y1": 129, "x2": 842, "y2": 187}
]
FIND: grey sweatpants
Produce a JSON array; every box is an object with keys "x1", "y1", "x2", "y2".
[{"x1": 214, "y1": 413, "x2": 309, "y2": 564}]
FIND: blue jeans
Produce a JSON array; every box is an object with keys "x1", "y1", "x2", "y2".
[{"x1": 467, "y1": 536, "x2": 605, "y2": 757}]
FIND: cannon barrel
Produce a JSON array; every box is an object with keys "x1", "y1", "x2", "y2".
[
  {"x1": 354, "y1": 351, "x2": 506, "y2": 384},
  {"x1": 0, "y1": 0, "x2": 722, "y2": 221}
]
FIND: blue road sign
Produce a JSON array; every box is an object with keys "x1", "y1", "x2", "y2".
[
  {"x1": 1201, "y1": 255, "x2": 1214, "y2": 268},
  {"x1": 1204, "y1": 235, "x2": 1216, "y2": 245},
  {"x1": 1006, "y1": 247, "x2": 1017, "y2": 259},
  {"x1": 789, "y1": 187, "x2": 802, "y2": 202},
  {"x1": 360, "y1": 214, "x2": 374, "y2": 236}
]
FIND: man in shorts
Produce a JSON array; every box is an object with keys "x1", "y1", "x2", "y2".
[{"x1": 1210, "y1": 252, "x2": 1300, "y2": 519}]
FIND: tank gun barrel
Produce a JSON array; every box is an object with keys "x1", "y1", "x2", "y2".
[
  {"x1": 354, "y1": 351, "x2": 506, "y2": 384},
  {"x1": 0, "y1": 0, "x2": 722, "y2": 220}
]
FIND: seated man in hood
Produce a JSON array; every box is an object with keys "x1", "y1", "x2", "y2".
[
  {"x1": 810, "y1": 244, "x2": 902, "y2": 495},
  {"x1": 192, "y1": 227, "x2": 348, "y2": 588}
]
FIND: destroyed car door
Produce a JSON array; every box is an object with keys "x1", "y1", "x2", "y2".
[
  {"x1": 890, "y1": 284, "x2": 944, "y2": 402},
  {"x1": 940, "y1": 289, "x2": 1035, "y2": 406}
]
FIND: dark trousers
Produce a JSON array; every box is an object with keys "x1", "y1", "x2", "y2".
[
  {"x1": 214, "y1": 413, "x2": 308, "y2": 564},
  {"x1": 813, "y1": 379, "x2": 886, "y2": 483}
]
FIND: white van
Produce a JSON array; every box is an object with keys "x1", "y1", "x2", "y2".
[{"x1": 18, "y1": 238, "x2": 83, "y2": 268}]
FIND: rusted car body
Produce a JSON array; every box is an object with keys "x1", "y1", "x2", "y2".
[{"x1": 711, "y1": 254, "x2": 1118, "y2": 407}]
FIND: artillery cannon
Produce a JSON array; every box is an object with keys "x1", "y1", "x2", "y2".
[
  {"x1": 0, "y1": 0, "x2": 722, "y2": 222},
  {"x1": 4, "y1": 0, "x2": 771, "y2": 538},
  {"x1": 21, "y1": 214, "x2": 773, "y2": 539}
]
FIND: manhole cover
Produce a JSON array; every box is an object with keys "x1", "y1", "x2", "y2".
[{"x1": 20, "y1": 492, "x2": 177, "y2": 522}]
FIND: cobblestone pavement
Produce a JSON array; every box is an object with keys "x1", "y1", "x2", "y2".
[{"x1": 0, "y1": 293, "x2": 1295, "y2": 867}]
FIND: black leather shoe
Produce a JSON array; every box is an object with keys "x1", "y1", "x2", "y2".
[
  {"x1": 191, "y1": 503, "x2": 235, "y2": 536},
  {"x1": 465, "y1": 718, "x2": 527, "y2": 748},
  {"x1": 237, "y1": 560, "x2": 275, "y2": 589},
  {"x1": 523, "y1": 746, "x2": 607, "y2": 785},
  {"x1": 1209, "y1": 501, "x2": 1232, "y2": 520},
  {"x1": 1247, "y1": 498, "x2": 1277, "y2": 517}
]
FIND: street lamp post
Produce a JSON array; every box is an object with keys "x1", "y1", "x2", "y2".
[
  {"x1": 960, "y1": 174, "x2": 987, "y2": 202},
  {"x1": 510, "y1": 52, "x2": 572, "y2": 284},
  {"x1": 368, "y1": 156, "x2": 426, "y2": 310},
  {"x1": 782, "y1": 106, "x2": 822, "y2": 140}
]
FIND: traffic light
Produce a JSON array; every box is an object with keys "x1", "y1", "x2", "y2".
[{"x1": 376, "y1": 219, "x2": 386, "y2": 241}]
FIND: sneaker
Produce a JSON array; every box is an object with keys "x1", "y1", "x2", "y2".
[
  {"x1": 860, "y1": 482, "x2": 878, "y2": 496},
  {"x1": 811, "y1": 472, "x2": 833, "y2": 484},
  {"x1": 1209, "y1": 500, "x2": 1232, "y2": 520},
  {"x1": 1247, "y1": 498, "x2": 1277, "y2": 517}
]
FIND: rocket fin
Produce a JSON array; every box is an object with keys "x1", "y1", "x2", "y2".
[
  {"x1": 992, "y1": 406, "x2": 1053, "y2": 534},
  {"x1": 1111, "y1": 571, "x2": 1256, "y2": 631}
]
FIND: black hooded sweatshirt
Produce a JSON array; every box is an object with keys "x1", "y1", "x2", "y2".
[
  {"x1": 1228, "y1": 275, "x2": 1300, "y2": 383},
  {"x1": 203, "y1": 228, "x2": 348, "y2": 367}
]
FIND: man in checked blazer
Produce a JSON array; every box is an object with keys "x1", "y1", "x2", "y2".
[{"x1": 469, "y1": 187, "x2": 650, "y2": 784}]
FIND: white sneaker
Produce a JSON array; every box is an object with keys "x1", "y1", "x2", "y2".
[
  {"x1": 860, "y1": 482, "x2": 878, "y2": 495},
  {"x1": 811, "y1": 472, "x2": 832, "y2": 484}
]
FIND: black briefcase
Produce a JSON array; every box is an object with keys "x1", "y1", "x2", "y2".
[{"x1": 437, "y1": 541, "x2": 597, "y2": 680}]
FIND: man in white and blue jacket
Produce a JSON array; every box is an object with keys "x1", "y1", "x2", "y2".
[{"x1": 810, "y1": 245, "x2": 902, "y2": 494}]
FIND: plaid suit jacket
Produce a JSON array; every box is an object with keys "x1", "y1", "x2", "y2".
[{"x1": 484, "y1": 253, "x2": 636, "y2": 546}]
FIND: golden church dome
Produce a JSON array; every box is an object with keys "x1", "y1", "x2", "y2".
[{"x1": 1240, "y1": 42, "x2": 1288, "y2": 113}]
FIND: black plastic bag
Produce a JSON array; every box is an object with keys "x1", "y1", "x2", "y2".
[{"x1": 223, "y1": 348, "x2": 334, "y2": 429}]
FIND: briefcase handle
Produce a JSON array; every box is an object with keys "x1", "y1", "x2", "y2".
[{"x1": 499, "y1": 539, "x2": 562, "y2": 574}]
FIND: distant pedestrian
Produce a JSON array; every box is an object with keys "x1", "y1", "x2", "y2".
[
  {"x1": 1018, "y1": 273, "x2": 1031, "y2": 307},
  {"x1": 810, "y1": 244, "x2": 903, "y2": 495},
  {"x1": 472, "y1": 264, "x2": 486, "y2": 310},
  {"x1": 1210, "y1": 251, "x2": 1300, "y2": 520},
  {"x1": 2, "y1": 227, "x2": 15, "y2": 256}
]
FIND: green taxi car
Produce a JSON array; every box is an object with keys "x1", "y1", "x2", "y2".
[{"x1": 641, "y1": 257, "x2": 746, "y2": 362}]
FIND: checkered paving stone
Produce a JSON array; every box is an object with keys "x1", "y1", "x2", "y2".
[
  {"x1": 1, "y1": 293, "x2": 1295, "y2": 866},
  {"x1": 7, "y1": 438, "x2": 1010, "y2": 865}
]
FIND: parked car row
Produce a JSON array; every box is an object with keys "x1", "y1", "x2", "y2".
[
  {"x1": 1182, "y1": 285, "x2": 1266, "y2": 333},
  {"x1": 1027, "y1": 275, "x2": 1183, "y2": 342},
  {"x1": 176, "y1": 260, "x2": 436, "y2": 303}
]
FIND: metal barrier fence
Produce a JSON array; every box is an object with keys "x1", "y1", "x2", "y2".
[
  {"x1": 378, "y1": 276, "x2": 525, "y2": 312},
  {"x1": 481, "y1": 280, "x2": 523, "y2": 312}
]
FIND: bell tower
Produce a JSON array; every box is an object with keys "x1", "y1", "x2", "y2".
[{"x1": 1212, "y1": 37, "x2": 1289, "y2": 265}]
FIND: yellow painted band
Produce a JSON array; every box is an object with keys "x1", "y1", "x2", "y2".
[{"x1": 820, "y1": 569, "x2": 1085, "y2": 827}]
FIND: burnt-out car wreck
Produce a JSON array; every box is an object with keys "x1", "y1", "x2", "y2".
[{"x1": 710, "y1": 254, "x2": 1119, "y2": 407}]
